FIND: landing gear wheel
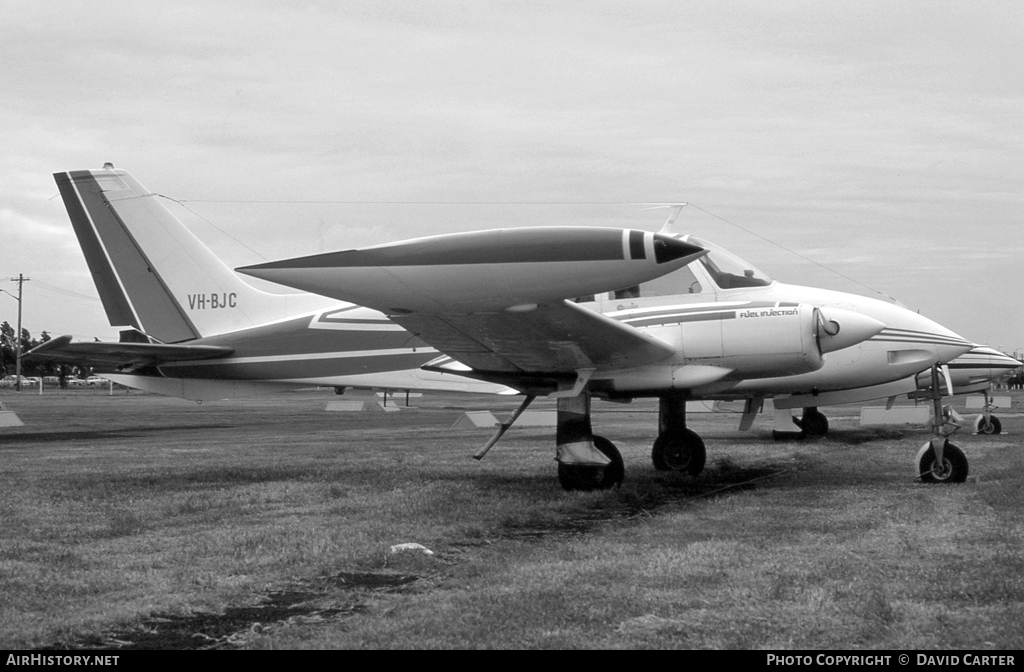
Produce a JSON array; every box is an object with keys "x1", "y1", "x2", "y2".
[
  {"x1": 917, "y1": 440, "x2": 969, "y2": 484},
  {"x1": 651, "y1": 429, "x2": 706, "y2": 476},
  {"x1": 558, "y1": 435, "x2": 624, "y2": 492},
  {"x1": 799, "y1": 409, "x2": 829, "y2": 437},
  {"x1": 975, "y1": 415, "x2": 1002, "y2": 435}
]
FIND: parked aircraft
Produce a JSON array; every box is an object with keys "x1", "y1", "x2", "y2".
[
  {"x1": 912, "y1": 346, "x2": 1021, "y2": 435},
  {"x1": 31, "y1": 166, "x2": 995, "y2": 490}
]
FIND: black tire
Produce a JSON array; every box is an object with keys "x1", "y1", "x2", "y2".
[
  {"x1": 651, "y1": 429, "x2": 706, "y2": 476},
  {"x1": 975, "y1": 415, "x2": 1002, "y2": 435},
  {"x1": 918, "y1": 440, "x2": 969, "y2": 484},
  {"x1": 799, "y1": 409, "x2": 829, "y2": 437},
  {"x1": 558, "y1": 435, "x2": 624, "y2": 491}
]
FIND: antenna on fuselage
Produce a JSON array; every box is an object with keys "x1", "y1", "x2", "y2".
[{"x1": 640, "y1": 203, "x2": 689, "y2": 235}]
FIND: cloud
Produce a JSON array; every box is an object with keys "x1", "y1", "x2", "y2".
[{"x1": 0, "y1": 1, "x2": 1021, "y2": 348}]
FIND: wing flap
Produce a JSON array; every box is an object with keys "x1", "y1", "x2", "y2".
[
  {"x1": 394, "y1": 300, "x2": 675, "y2": 374},
  {"x1": 25, "y1": 335, "x2": 233, "y2": 368}
]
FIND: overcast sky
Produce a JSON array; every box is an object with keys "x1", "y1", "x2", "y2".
[{"x1": 1, "y1": 1, "x2": 1021, "y2": 354}]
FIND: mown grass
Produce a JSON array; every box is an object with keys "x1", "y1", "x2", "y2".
[{"x1": 1, "y1": 389, "x2": 1022, "y2": 649}]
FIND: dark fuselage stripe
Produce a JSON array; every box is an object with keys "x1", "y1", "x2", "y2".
[
  {"x1": 624, "y1": 311, "x2": 738, "y2": 328},
  {"x1": 628, "y1": 230, "x2": 645, "y2": 260},
  {"x1": 946, "y1": 362, "x2": 1020, "y2": 370},
  {"x1": 54, "y1": 173, "x2": 139, "y2": 330},
  {"x1": 162, "y1": 351, "x2": 434, "y2": 380}
]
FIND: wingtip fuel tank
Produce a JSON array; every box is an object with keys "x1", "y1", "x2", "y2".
[{"x1": 239, "y1": 227, "x2": 705, "y2": 313}]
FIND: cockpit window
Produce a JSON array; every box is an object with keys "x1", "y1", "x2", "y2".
[{"x1": 686, "y1": 236, "x2": 772, "y2": 289}]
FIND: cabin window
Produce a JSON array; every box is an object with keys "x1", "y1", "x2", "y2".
[{"x1": 637, "y1": 265, "x2": 703, "y2": 297}]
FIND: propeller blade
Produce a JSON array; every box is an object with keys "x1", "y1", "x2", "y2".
[{"x1": 941, "y1": 364, "x2": 954, "y2": 396}]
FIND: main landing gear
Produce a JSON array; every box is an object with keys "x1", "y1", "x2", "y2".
[
  {"x1": 796, "y1": 407, "x2": 829, "y2": 437},
  {"x1": 554, "y1": 394, "x2": 624, "y2": 491},
  {"x1": 651, "y1": 394, "x2": 706, "y2": 475},
  {"x1": 772, "y1": 406, "x2": 829, "y2": 441},
  {"x1": 551, "y1": 392, "x2": 709, "y2": 491}
]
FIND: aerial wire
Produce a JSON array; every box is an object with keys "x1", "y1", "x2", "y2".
[
  {"x1": 684, "y1": 203, "x2": 899, "y2": 303},
  {"x1": 156, "y1": 194, "x2": 270, "y2": 261}
]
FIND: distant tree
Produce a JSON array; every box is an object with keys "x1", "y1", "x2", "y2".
[{"x1": 0, "y1": 321, "x2": 14, "y2": 376}]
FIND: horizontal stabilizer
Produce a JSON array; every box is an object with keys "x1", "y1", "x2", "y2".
[{"x1": 25, "y1": 335, "x2": 233, "y2": 368}]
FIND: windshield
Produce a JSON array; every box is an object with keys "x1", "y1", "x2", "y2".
[{"x1": 685, "y1": 236, "x2": 773, "y2": 289}]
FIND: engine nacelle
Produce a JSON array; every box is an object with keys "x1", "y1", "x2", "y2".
[
  {"x1": 609, "y1": 303, "x2": 884, "y2": 393},
  {"x1": 698, "y1": 303, "x2": 823, "y2": 377}
]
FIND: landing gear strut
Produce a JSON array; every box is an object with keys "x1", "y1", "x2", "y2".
[{"x1": 651, "y1": 394, "x2": 706, "y2": 476}]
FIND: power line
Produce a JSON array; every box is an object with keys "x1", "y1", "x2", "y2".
[{"x1": 29, "y1": 279, "x2": 101, "y2": 303}]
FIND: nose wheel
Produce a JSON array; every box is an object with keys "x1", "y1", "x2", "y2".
[
  {"x1": 975, "y1": 415, "x2": 1002, "y2": 435},
  {"x1": 916, "y1": 438, "x2": 969, "y2": 483}
]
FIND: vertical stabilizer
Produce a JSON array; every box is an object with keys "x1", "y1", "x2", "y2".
[{"x1": 54, "y1": 165, "x2": 332, "y2": 341}]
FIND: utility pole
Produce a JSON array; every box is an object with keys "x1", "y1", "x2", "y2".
[{"x1": 11, "y1": 274, "x2": 29, "y2": 392}]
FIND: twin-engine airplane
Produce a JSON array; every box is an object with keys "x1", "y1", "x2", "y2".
[{"x1": 30, "y1": 165, "x2": 1016, "y2": 490}]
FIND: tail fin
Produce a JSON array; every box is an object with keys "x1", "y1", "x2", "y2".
[{"x1": 54, "y1": 164, "x2": 332, "y2": 342}]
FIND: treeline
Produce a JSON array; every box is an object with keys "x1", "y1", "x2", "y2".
[
  {"x1": 0, "y1": 321, "x2": 88, "y2": 379},
  {"x1": 1006, "y1": 368, "x2": 1024, "y2": 389}
]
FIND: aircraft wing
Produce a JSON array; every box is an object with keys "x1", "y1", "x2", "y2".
[
  {"x1": 394, "y1": 300, "x2": 676, "y2": 374},
  {"x1": 25, "y1": 335, "x2": 233, "y2": 369},
  {"x1": 238, "y1": 227, "x2": 702, "y2": 390}
]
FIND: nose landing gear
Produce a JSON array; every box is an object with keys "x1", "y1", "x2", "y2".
[
  {"x1": 973, "y1": 391, "x2": 1003, "y2": 435},
  {"x1": 916, "y1": 365, "x2": 969, "y2": 484}
]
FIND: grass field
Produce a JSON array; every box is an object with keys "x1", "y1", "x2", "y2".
[{"x1": 1, "y1": 388, "x2": 1022, "y2": 650}]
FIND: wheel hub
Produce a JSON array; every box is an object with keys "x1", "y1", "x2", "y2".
[
  {"x1": 663, "y1": 442, "x2": 692, "y2": 471},
  {"x1": 931, "y1": 458, "x2": 952, "y2": 480}
]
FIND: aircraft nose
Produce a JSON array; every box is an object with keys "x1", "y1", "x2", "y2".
[
  {"x1": 904, "y1": 313, "x2": 974, "y2": 364},
  {"x1": 816, "y1": 307, "x2": 886, "y2": 354},
  {"x1": 968, "y1": 346, "x2": 1024, "y2": 371}
]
